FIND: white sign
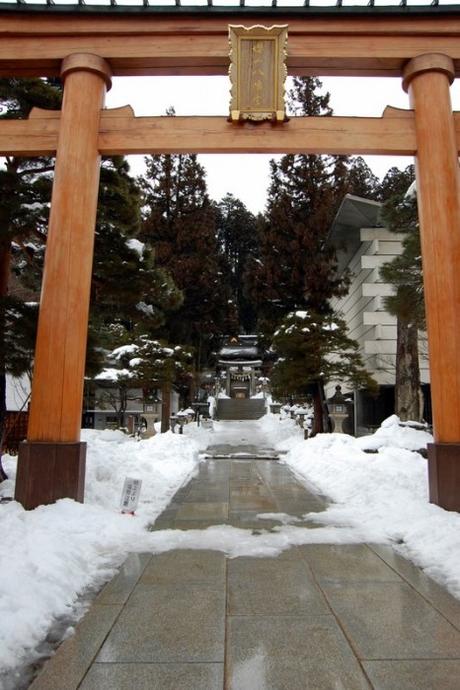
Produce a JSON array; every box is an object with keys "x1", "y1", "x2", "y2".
[{"x1": 120, "y1": 477, "x2": 142, "y2": 514}]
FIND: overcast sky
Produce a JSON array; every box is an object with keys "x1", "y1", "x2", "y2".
[{"x1": 106, "y1": 75, "x2": 460, "y2": 214}]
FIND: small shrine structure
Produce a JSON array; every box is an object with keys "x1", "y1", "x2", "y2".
[{"x1": 217, "y1": 336, "x2": 263, "y2": 399}]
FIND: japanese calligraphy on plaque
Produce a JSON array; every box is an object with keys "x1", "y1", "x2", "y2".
[{"x1": 229, "y1": 25, "x2": 288, "y2": 122}]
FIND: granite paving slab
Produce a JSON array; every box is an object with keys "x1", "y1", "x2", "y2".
[
  {"x1": 320, "y1": 580, "x2": 460, "y2": 659},
  {"x1": 80, "y1": 662, "x2": 224, "y2": 690},
  {"x1": 174, "y1": 501, "x2": 229, "y2": 521},
  {"x1": 96, "y1": 584, "x2": 225, "y2": 663},
  {"x1": 226, "y1": 615, "x2": 372, "y2": 690},
  {"x1": 299, "y1": 544, "x2": 402, "y2": 583},
  {"x1": 362, "y1": 660, "x2": 460, "y2": 690},
  {"x1": 139, "y1": 549, "x2": 225, "y2": 586},
  {"x1": 369, "y1": 544, "x2": 460, "y2": 630},
  {"x1": 227, "y1": 557, "x2": 329, "y2": 616},
  {"x1": 29, "y1": 604, "x2": 123, "y2": 690}
]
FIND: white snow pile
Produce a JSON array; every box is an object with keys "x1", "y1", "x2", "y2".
[
  {"x1": 355, "y1": 414, "x2": 433, "y2": 451},
  {"x1": 258, "y1": 412, "x2": 299, "y2": 446},
  {"x1": 260, "y1": 414, "x2": 460, "y2": 599},
  {"x1": 0, "y1": 424, "x2": 210, "y2": 677}
]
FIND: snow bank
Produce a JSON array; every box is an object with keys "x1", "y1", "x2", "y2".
[
  {"x1": 82, "y1": 427, "x2": 203, "y2": 519},
  {"x1": 263, "y1": 415, "x2": 460, "y2": 599},
  {"x1": 355, "y1": 414, "x2": 433, "y2": 451},
  {"x1": 258, "y1": 413, "x2": 301, "y2": 448},
  {"x1": 0, "y1": 425, "x2": 209, "y2": 676}
]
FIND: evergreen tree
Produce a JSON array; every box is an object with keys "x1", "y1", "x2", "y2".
[
  {"x1": 246, "y1": 78, "x2": 382, "y2": 429},
  {"x1": 215, "y1": 194, "x2": 259, "y2": 333},
  {"x1": 271, "y1": 309, "x2": 376, "y2": 434},
  {"x1": 88, "y1": 156, "x2": 183, "y2": 369},
  {"x1": 379, "y1": 166, "x2": 424, "y2": 421},
  {"x1": 378, "y1": 164, "x2": 416, "y2": 202},
  {"x1": 337, "y1": 156, "x2": 380, "y2": 201},
  {"x1": 95, "y1": 337, "x2": 193, "y2": 432},
  {"x1": 140, "y1": 152, "x2": 227, "y2": 367},
  {"x1": 248, "y1": 77, "x2": 348, "y2": 334}
]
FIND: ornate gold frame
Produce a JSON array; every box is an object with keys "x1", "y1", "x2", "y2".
[{"x1": 229, "y1": 24, "x2": 288, "y2": 122}]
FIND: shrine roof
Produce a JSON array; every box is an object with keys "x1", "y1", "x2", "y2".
[
  {"x1": 218, "y1": 359, "x2": 263, "y2": 366},
  {"x1": 1, "y1": 0, "x2": 460, "y2": 15}
]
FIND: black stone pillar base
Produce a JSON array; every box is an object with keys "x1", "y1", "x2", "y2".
[
  {"x1": 14, "y1": 441, "x2": 86, "y2": 510},
  {"x1": 428, "y1": 442, "x2": 460, "y2": 512}
]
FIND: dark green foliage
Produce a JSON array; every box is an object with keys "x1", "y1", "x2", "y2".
[
  {"x1": 140, "y1": 152, "x2": 228, "y2": 366},
  {"x1": 378, "y1": 164, "x2": 416, "y2": 202},
  {"x1": 245, "y1": 77, "x2": 382, "y2": 427},
  {"x1": 379, "y1": 167, "x2": 423, "y2": 325},
  {"x1": 337, "y1": 156, "x2": 380, "y2": 201},
  {"x1": 129, "y1": 337, "x2": 194, "y2": 388},
  {"x1": 215, "y1": 193, "x2": 259, "y2": 333},
  {"x1": 94, "y1": 337, "x2": 193, "y2": 428},
  {"x1": 90, "y1": 156, "x2": 183, "y2": 342},
  {"x1": 0, "y1": 78, "x2": 61, "y2": 119},
  {"x1": 379, "y1": 165, "x2": 424, "y2": 420},
  {"x1": 249, "y1": 78, "x2": 380, "y2": 335},
  {"x1": 270, "y1": 310, "x2": 376, "y2": 401}
]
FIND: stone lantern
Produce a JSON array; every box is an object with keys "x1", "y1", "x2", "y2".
[{"x1": 327, "y1": 385, "x2": 348, "y2": 434}]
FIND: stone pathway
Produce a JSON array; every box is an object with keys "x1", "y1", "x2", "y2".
[{"x1": 30, "y1": 422, "x2": 460, "y2": 690}]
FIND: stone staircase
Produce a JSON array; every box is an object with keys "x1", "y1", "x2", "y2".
[{"x1": 216, "y1": 398, "x2": 266, "y2": 420}]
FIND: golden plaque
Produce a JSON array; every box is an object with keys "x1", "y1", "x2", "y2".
[{"x1": 229, "y1": 24, "x2": 288, "y2": 122}]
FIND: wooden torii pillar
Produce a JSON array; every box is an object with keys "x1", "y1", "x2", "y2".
[
  {"x1": 14, "y1": 54, "x2": 112, "y2": 509},
  {"x1": 403, "y1": 54, "x2": 460, "y2": 512}
]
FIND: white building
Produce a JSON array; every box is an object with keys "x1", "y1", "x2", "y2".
[{"x1": 327, "y1": 194, "x2": 430, "y2": 434}]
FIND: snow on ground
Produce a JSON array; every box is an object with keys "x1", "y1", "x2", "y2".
[
  {"x1": 1, "y1": 412, "x2": 460, "y2": 682},
  {"x1": 260, "y1": 414, "x2": 460, "y2": 600},
  {"x1": 0, "y1": 423, "x2": 212, "y2": 679}
]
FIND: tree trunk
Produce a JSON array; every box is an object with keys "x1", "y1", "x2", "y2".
[
  {"x1": 310, "y1": 380, "x2": 328, "y2": 437},
  {"x1": 395, "y1": 317, "x2": 420, "y2": 421},
  {"x1": 161, "y1": 382, "x2": 171, "y2": 433}
]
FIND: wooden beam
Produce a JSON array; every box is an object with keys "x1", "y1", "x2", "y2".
[
  {"x1": 5, "y1": 106, "x2": 460, "y2": 157},
  {"x1": 1, "y1": 12, "x2": 460, "y2": 77},
  {"x1": 97, "y1": 110, "x2": 418, "y2": 156}
]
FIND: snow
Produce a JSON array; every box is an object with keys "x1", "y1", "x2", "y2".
[
  {"x1": 5, "y1": 375, "x2": 30, "y2": 412},
  {"x1": 260, "y1": 414, "x2": 460, "y2": 599},
  {"x1": 111, "y1": 344, "x2": 138, "y2": 359},
  {"x1": 2, "y1": 413, "x2": 460, "y2": 682},
  {"x1": 0, "y1": 425, "x2": 210, "y2": 677},
  {"x1": 405, "y1": 179, "x2": 417, "y2": 199},
  {"x1": 94, "y1": 367, "x2": 132, "y2": 382},
  {"x1": 125, "y1": 238, "x2": 145, "y2": 258},
  {"x1": 135, "y1": 301, "x2": 155, "y2": 316}
]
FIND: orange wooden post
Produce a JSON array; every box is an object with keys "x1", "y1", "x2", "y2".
[
  {"x1": 15, "y1": 54, "x2": 111, "y2": 510},
  {"x1": 403, "y1": 54, "x2": 460, "y2": 511}
]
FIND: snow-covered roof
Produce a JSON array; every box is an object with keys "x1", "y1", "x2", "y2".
[
  {"x1": 219, "y1": 346, "x2": 259, "y2": 360},
  {"x1": 218, "y1": 359, "x2": 263, "y2": 367}
]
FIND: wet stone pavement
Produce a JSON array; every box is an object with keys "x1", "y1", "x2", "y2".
[{"x1": 30, "y1": 423, "x2": 460, "y2": 690}]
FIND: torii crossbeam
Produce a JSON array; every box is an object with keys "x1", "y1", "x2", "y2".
[{"x1": 2, "y1": 2, "x2": 460, "y2": 512}]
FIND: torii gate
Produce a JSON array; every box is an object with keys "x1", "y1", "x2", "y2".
[{"x1": 2, "y1": 2, "x2": 460, "y2": 511}]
